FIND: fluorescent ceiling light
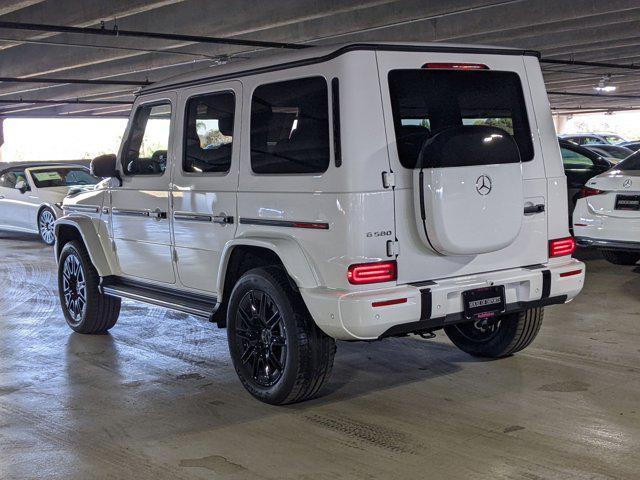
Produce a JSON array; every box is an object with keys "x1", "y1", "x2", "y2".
[{"x1": 594, "y1": 85, "x2": 617, "y2": 92}]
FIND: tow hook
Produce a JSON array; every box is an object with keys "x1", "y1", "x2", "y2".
[{"x1": 416, "y1": 331, "x2": 436, "y2": 340}]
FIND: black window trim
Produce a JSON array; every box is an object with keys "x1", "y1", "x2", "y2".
[
  {"x1": 249, "y1": 74, "x2": 331, "y2": 176},
  {"x1": 181, "y1": 89, "x2": 237, "y2": 177},
  {"x1": 121, "y1": 99, "x2": 173, "y2": 178},
  {"x1": 331, "y1": 77, "x2": 342, "y2": 168}
]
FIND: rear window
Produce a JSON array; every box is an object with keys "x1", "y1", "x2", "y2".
[
  {"x1": 250, "y1": 77, "x2": 329, "y2": 174},
  {"x1": 388, "y1": 69, "x2": 534, "y2": 168},
  {"x1": 615, "y1": 150, "x2": 640, "y2": 171},
  {"x1": 593, "y1": 146, "x2": 632, "y2": 160}
]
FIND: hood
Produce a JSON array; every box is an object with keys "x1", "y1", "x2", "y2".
[{"x1": 40, "y1": 184, "x2": 96, "y2": 195}]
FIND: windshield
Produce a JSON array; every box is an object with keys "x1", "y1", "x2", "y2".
[
  {"x1": 30, "y1": 168, "x2": 99, "y2": 188},
  {"x1": 388, "y1": 69, "x2": 533, "y2": 168},
  {"x1": 615, "y1": 150, "x2": 640, "y2": 171}
]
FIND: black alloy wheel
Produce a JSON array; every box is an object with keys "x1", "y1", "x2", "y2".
[{"x1": 234, "y1": 290, "x2": 288, "y2": 388}]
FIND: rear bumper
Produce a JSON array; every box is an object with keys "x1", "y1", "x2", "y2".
[
  {"x1": 575, "y1": 236, "x2": 640, "y2": 251},
  {"x1": 573, "y1": 199, "x2": 640, "y2": 244},
  {"x1": 301, "y1": 259, "x2": 585, "y2": 340}
]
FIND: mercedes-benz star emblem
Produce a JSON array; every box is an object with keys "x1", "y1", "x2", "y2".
[
  {"x1": 623, "y1": 179, "x2": 632, "y2": 189},
  {"x1": 475, "y1": 174, "x2": 492, "y2": 195}
]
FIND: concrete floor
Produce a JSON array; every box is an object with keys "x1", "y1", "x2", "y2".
[{"x1": 0, "y1": 231, "x2": 638, "y2": 480}]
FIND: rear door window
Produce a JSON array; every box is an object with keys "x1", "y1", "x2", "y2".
[
  {"x1": 183, "y1": 92, "x2": 235, "y2": 174},
  {"x1": 388, "y1": 69, "x2": 534, "y2": 168},
  {"x1": 250, "y1": 77, "x2": 329, "y2": 174}
]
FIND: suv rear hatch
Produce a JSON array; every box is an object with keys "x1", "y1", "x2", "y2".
[{"x1": 377, "y1": 51, "x2": 549, "y2": 283}]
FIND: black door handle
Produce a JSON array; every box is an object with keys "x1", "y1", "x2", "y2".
[{"x1": 524, "y1": 204, "x2": 545, "y2": 214}]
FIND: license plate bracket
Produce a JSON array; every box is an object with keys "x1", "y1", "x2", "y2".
[
  {"x1": 462, "y1": 285, "x2": 506, "y2": 320},
  {"x1": 615, "y1": 194, "x2": 640, "y2": 211}
]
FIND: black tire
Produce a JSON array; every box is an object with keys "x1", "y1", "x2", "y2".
[
  {"x1": 38, "y1": 207, "x2": 56, "y2": 245},
  {"x1": 58, "y1": 241, "x2": 120, "y2": 334},
  {"x1": 600, "y1": 249, "x2": 640, "y2": 265},
  {"x1": 444, "y1": 307, "x2": 544, "y2": 358},
  {"x1": 227, "y1": 266, "x2": 336, "y2": 405}
]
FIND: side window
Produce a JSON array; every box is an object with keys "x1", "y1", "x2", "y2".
[
  {"x1": 561, "y1": 148, "x2": 595, "y2": 169},
  {"x1": 0, "y1": 172, "x2": 14, "y2": 188},
  {"x1": 122, "y1": 103, "x2": 171, "y2": 175},
  {"x1": 583, "y1": 137, "x2": 600, "y2": 145},
  {"x1": 250, "y1": 77, "x2": 330, "y2": 174},
  {"x1": 0, "y1": 171, "x2": 25, "y2": 188},
  {"x1": 183, "y1": 92, "x2": 235, "y2": 173}
]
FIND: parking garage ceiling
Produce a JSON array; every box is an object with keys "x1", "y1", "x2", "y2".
[{"x1": 0, "y1": 0, "x2": 638, "y2": 118}]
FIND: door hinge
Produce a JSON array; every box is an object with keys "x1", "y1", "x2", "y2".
[
  {"x1": 386, "y1": 240, "x2": 399, "y2": 257},
  {"x1": 382, "y1": 171, "x2": 395, "y2": 189},
  {"x1": 172, "y1": 249, "x2": 179, "y2": 263}
]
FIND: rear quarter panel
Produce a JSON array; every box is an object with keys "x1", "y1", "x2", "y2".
[{"x1": 236, "y1": 51, "x2": 395, "y2": 291}]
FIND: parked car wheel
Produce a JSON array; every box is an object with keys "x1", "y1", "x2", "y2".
[
  {"x1": 600, "y1": 249, "x2": 640, "y2": 265},
  {"x1": 227, "y1": 266, "x2": 336, "y2": 405},
  {"x1": 38, "y1": 207, "x2": 56, "y2": 245},
  {"x1": 58, "y1": 241, "x2": 120, "y2": 333},
  {"x1": 444, "y1": 307, "x2": 544, "y2": 358}
]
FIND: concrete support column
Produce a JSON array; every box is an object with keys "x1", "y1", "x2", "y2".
[
  {"x1": 553, "y1": 114, "x2": 570, "y2": 134},
  {"x1": 0, "y1": 118, "x2": 4, "y2": 163}
]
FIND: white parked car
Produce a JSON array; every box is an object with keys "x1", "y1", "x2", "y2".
[
  {"x1": 55, "y1": 42, "x2": 585, "y2": 404},
  {"x1": 0, "y1": 163, "x2": 99, "y2": 245},
  {"x1": 574, "y1": 151, "x2": 640, "y2": 264}
]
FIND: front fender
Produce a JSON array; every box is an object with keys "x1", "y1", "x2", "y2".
[
  {"x1": 217, "y1": 237, "x2": 321, "y2": 297},
  {"x1": 54, "y1": 216, "x2": 116, "y2": 277}
]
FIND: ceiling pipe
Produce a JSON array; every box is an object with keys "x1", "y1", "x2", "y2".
[
  {"x1": 0, "y1": 99, "x2": 133, "y2": 105},
  {"x1": 0, "y1": 20, "x2": 309, "y2": 50},
  {"x1": 548, "y1": 91, "x2": 640, "y2": 99},
  {"x1": 0, "y1": 76, "x2": 149, "y2": 86},
  {"x1": 541, "y1": 58, "x2": 640, "y2": 70}
]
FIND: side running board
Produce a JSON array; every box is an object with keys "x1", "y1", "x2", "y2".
[{"x1": 100, "y1": 276, "x2": 218, "y2": 319}]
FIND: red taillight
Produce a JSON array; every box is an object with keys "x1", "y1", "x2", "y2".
[
  {"x1": 422, "y1": 62, "x2": 489, "y2": 70},
  {"x1": 579, "y1": 186, "x2": 604, "y2": 198},
  {"x1": 549, "y1": 237, "x2": 576, "y2": 258},
  {"x1": 347, "y1": 261, "x2": 397, "y2": 285}
]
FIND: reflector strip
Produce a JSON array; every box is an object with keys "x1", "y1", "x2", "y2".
[
  {"x1": 559, "y1": 269, "x2": 582, "y2": 278},
  {"x1": 372, "y1": 298, "x2": 407, "y2": 308}
]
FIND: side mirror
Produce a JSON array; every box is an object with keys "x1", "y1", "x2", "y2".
[
  {"x1": 417, "y1": 126, "x2": 521, "y2": 168},
  {"x1": 91, "y1": 154, "x2": 121, "y2": 184},
  {"x1": 14, "y1": 180, "x2": 28, "y2": 193}
]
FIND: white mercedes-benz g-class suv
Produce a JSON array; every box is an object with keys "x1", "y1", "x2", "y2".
[{"x1": 55, "y1": 42, "x2": 585, "y2": 405}]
